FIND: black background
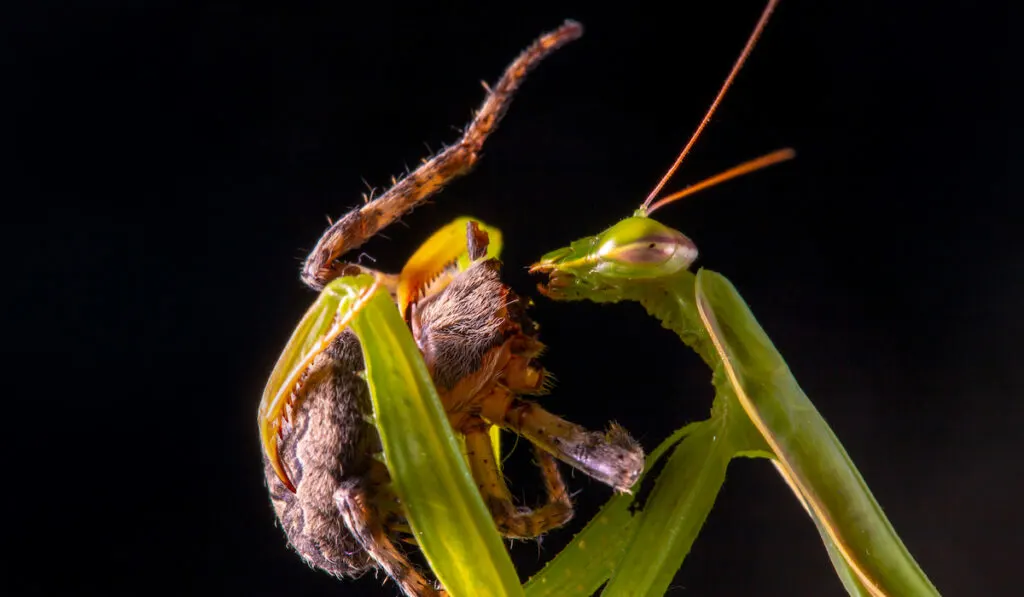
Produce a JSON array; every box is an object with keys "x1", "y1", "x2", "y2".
[{"x1": 7, "y1": 0, "x2": 1018, "y2": 595}]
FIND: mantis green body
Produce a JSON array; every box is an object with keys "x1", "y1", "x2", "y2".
[
  {"x1": 521, "y1": 0, "x2": 942, "y2": 589},
  {"x1": 526, "y1": 215, "x2": 941, "y2": 596}
]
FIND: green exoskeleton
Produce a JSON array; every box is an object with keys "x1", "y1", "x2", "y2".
[
  {"x1": 258, "y1": 21, "x2": 643, "y2": 597},
  {"x1": 524, "y1": 1, "x2": 941, "y2": 595}
]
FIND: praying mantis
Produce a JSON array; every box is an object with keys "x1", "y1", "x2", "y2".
[
  {"x1": 526, "y1": 1, "x2": 939, "y2": 593},
  {"x1": 259, "y1": 0, "x2": 941, "y2": 595}
]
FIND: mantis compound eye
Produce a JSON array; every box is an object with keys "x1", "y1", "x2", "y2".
[
  {"x1": 601, "y1": 237, "x2": 682, "y2": 264},
  {"x1": 594, "y1": 216, "x2": 697, "y2": 278}
]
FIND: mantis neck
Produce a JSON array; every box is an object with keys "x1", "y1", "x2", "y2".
[{"x1": 617, "y1": 269, "x2": 718, "y2": 368}]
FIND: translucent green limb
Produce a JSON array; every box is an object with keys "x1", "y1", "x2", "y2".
[
  {"x1": 602, "y1": 420, "x2": 730, "y2": 597},
  {"x1": 522, "y1": 381, "x2": 769, "y2": 597},
  {"x1": 523, "y1": 424, "x2": 698, "y2": 597},
  {"x1": 523, "y1": 270, "x2": 769, "y2": 595},
  {"x1": 695, "y1": 269, "x2": 940, "y2": 596},
  {"x1": 340, "y1": 274, "x2": 523, "y2": 597},
  {"x1": 259, "y1": 271, "x2": 384, "y2": 490},
  {"x1": 530, "y1": 214, "x2": 939, "y2": 595},
  {"x1": 602, "y1": 374, "x2": 771, "y2": 597}
]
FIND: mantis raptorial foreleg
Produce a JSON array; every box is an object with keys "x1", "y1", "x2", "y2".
[
  {"x1": 260, "y1": 274, "x2": 449, "y2": 596},
  {"x1": 261, "y1": 273, "x2": 525, "y2": 596}
]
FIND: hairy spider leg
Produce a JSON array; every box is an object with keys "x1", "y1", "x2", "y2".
[
  {"x1": 336, "y1": 475, "x2": 447, "y2": 597},
  {"x1": 302, "y1": 21, "x2": 583, "y2": 290},
  {"x1": 480, "y1": 388, "x2": 645, "y2": 494},
  {"x1": 408, "y1": 223, "x2": 646, "y2": 495},
  {"x1": 464, "y1": 417, "x2": 574, "y2": 539}
]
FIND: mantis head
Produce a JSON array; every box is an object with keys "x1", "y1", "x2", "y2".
[
  {"x1": 530, "y1": 0, "x2": 794, "y2": 302},
  {"x1": 529, "y1": 214, "x2": 697, "y2": 299},
  {"x1": 528, "y1": 144, "x2": 795, "y2": 301}
]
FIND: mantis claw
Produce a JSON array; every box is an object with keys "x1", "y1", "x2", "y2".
[
  {"x1": 397, "y1": 217, "x2": 504, "y2": 318},
  {"x1": 259, "y1": 274, "x2": 383, "y2": 491}
]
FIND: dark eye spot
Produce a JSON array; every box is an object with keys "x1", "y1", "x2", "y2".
[{"x1": 612, "y1": 241, "x2": 675, "y2": 265}]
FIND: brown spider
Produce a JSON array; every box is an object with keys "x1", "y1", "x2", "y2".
[{"x1": 260, "y1": 21, "x2": 645, "y2": 597}]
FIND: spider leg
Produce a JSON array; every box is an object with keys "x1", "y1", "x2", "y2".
[
  {"x1": 485, "y1": 396, "x2": 645, "y2": 495},
  {"x1": 335, "y1": 476, "x2": 446, "y2": 597},
  {"x1": 464, "y1": 418, "x2": 573, "y2": 539},
  {"x1": 476, "y1": 343, "x2": 646, "y2": 494},
  {"x1": 302, "y1": 20, "x2": 583, "y2": 290}
]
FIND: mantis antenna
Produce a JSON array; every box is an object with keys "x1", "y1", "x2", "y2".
[
  {"x1": 645, "y1": 147, "x2": 794, "y2": 215},
  {"x1": 640, "y1": 0, "x2": 782, "y2": 215}
]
